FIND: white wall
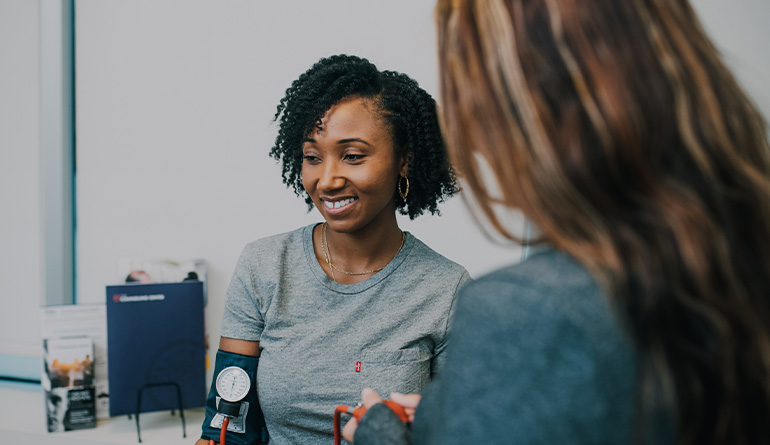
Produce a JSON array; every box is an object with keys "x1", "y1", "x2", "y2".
[
  {"x1": 692, "y1": 0, "x2": 770, "y2": 117},
  {"x1": 0, "y1": 0, "x2": 42, "y2": 359}
]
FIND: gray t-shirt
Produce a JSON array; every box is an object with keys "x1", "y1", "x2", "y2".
[{"x1": 220, "y1": 223, "x2": 470, "y2": 444}]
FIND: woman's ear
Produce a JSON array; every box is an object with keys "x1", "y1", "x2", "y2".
[{"x1": 399, "y1": 152, "x2": 411, "y2": 177}]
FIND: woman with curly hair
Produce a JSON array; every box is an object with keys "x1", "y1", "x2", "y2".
[
  {"x1": 197, "y1": 54, "x2": 469, "y2": 445},
  {"x1": 345, "y1": 1, "x2": 770, "y2": 444}
]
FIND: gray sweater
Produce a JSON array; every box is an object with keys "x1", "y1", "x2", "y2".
[{"x1": 356, "y1": 248, "x2": 658, "y2": 444}]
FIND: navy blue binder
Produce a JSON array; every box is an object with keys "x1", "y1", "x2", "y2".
[{"x1": 106, "y1": 281, "x2": 206, "y2": 417}]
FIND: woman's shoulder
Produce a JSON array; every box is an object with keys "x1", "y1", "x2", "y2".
[
  {"x1": 407, "y1": 233, "x2": 469, "y2": 278},
  {"x1": 470, "y1": 248, "x2": 595, "y2": 294},
  {"x1": 233, "y1": 226, "x2": 312, "y2": 280},
  {"x1": 429, "y1": 248, "x2": 638, "y2": 445},
  {"x1": 457, "y1": 248, "x2": 620, "y2": 342},
  {"x1": 229, "y1": 225, "x2": 316, "y2": 291},
  {"x1": 240, "y1": 225, "x2": 310, "y2": 256}
]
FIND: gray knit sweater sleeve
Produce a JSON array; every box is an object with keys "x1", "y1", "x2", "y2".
[{"x1": 354, "y1": 404, "x2": 410, "y2": 445}]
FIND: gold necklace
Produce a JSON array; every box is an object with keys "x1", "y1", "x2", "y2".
[{"x1": 320, "y1": 222, "x2": 406, "y2": 282}]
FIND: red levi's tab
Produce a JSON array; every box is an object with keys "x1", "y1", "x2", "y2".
[{"x1": 355, "y1": 361, "x2": 362, "y2": 372}]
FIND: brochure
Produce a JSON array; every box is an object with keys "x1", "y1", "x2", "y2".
[
  {"x1": 40, "y1": 304, "x2": 109, "y2": 419},
  {"x1": 106, "y1": 281, "x2": 206, "y2": 417},
  {"x1": 42, "y1": 336, "x2": 97, "y2": 432},
  {"x1": 116, "y1": 258, "x2": 207, "y2": 303}
]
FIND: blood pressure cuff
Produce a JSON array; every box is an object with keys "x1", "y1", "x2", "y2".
[{"x1": 200, "y1": 349, "x2": 269, "y2": 445}]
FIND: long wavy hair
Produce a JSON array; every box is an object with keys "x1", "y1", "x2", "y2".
[{"x1": 436, "y1": 0, "x2": 770, "y2": 443}]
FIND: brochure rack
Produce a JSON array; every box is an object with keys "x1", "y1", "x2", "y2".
[{"x1": 134, "y1": 381, "x2": 186, "y2": 443}]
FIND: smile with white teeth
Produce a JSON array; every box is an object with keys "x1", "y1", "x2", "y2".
[{"x1": 324, "y1": 198, "x2": 357, "y2": 209}]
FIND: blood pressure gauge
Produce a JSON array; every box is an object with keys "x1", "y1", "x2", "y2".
[{"x1": 216, "y1": 366, "x2": 251, "y2": 402}]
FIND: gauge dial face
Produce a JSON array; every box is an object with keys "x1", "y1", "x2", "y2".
[{"x1": 215, "y1": 366, "x2": 251, "y2": 402}]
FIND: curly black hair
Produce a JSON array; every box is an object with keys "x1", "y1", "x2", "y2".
[{"x1": 270, "y1": 54, "x2": 457, "y2": 219}]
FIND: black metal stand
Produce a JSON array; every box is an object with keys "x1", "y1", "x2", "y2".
[{"x1": 135, "y1": 381, "x2": 186, "y2": 443}]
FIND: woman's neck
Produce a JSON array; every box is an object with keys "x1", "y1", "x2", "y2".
[{"x1": 314, "y1": 217, "x2": 404, "y2": 284}]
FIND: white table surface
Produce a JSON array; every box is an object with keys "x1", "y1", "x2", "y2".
[{"x1": 0, "y1": 381, "x2": 206, "y2": 444}]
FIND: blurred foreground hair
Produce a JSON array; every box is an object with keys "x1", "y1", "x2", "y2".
[{"x1": 436, "y1": 0, "x2": 770, "y2": 443}]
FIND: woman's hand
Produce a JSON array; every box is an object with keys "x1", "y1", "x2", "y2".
[
  {"x1": 342, "y1": 388, "x2": 382, "y2": 442},
  {"x1": 389, "y1": 392, "x2": 421, "y2": 423},
  {"x1": 341, "y1": 388, "x2": 422, "y2": 442}
]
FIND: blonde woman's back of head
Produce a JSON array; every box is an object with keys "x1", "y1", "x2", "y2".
[{"x1": 436, "y1": 0, "x2": 770, "y2": 443}]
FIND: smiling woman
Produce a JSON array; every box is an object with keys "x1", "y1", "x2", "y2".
[
  {"x1": 196, "y1": 54, "x2": 470, "y2": 445},
  {"x1": 301, "y1": 98, "x2": 404, "y2": 244}
]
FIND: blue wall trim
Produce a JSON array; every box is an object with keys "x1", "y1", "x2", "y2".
[{"x1": 0, "y1": 353, "x2": 41, "y2": 382}]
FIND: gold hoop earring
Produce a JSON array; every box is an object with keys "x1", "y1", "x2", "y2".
[{"x1": 398, "y1": 176, "x2": 409, "y2": 200}]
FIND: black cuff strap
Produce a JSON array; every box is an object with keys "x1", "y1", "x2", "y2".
[{"x1": 200, "y1": 349, "x2": 268, "y2": 445}]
